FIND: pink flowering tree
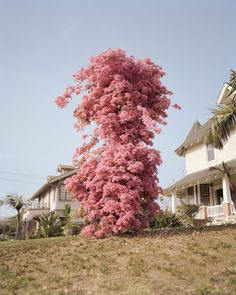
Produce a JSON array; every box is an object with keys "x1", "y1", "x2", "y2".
[{"x1": 55, "y1": 49, "x2": 179, "y2": 237}]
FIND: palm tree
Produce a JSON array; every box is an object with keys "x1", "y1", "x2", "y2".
[
  {"x1": 208, "y1": 70, "x2": 236, "y2": 149},
  {"x1": 64, "y1": 203, "x2": 71, "y2": 223},
  {"x1": 0, "y1": 199, "x2": 3, "y2": 219},
  {"x1": 34, "y1": 212, "x2": 63, "y2": 238},
  {"x1": 5, "y1": 194, "x2": 25, "y2": 238},
  {"x1": 62, "y1": 204, "x2": 72, "y2": 235}
]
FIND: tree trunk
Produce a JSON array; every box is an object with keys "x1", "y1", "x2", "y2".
[{"x1": 16, "y1": 211, "x2": 20, "y2": 239}]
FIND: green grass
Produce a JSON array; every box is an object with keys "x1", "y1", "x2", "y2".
[{"x1": 0, "y1": 226, "x2": 236, "y2": 294}]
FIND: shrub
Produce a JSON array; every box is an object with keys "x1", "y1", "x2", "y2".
[
  {"x1": 70, "y1": 224, "x2": 83, "y2": 235},
  {"x1": 34, "y1": 212, "x2": 63, "y2": 238},
  {"x1": 150, "y1": 210, "x2": 182, "y2": 229}
]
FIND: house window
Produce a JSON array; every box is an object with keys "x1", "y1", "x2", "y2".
[
  {"x1": 206, "y1": 144, "x2": 215, "y2": 162},
  {"x1": 59, "y1": 185, "x2": 72, "y2": 201},
  {"x1": 187, "y1": 186, "x2": 195, "y2": 204},
  {"x1": 187, "y1": 186, "x2": 194, "y2": 197},
  {"x1": 200, "y1": 184, "x2": 210, "y2": 206}
]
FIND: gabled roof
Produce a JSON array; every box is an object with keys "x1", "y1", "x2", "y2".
[
  {"x1": 175, "y1": 81, "x2": 236, "y2": 157},
  {"x1": 31, "y1": 168, "x2": 77, "y2": 200},
  {"x1": 175, "y1": 119, "x2": 213, "y2": 156}
]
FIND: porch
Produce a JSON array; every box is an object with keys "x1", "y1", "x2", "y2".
[
  {"x1": 164, "y1": 163, "x2": 236, "y2": 220},
  {"x1": 197, "y1": 203, "x2": 236, "y2": 219}
]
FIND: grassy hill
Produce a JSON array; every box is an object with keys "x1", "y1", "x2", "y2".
[{"x1": 0, "y1": 226, "x2": 236, "y2": 295}]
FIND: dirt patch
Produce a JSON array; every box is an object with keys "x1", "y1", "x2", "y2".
[{"x1": 0, "y1": 226, "x2": 236, "y2": 294}]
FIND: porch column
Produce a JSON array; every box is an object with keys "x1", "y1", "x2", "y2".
[
  {"x1": 172, "y1": 191, "x2": 177, "y2": 213},
  {"x1": 222, "y1": 175, "x2": 232, "y2": 216},
  {"x1": 197, "y1": 184, "x2": 201, "y2": 205},
  {"x1": 194, "y1": 185, "x2": 198, "y2": 204}
]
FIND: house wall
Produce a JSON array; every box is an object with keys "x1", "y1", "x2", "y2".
[
  {"x1": 39, "y1": 190, "x2": 51, "y2": 208},
  {"x1": 231, "y1": 174, "x2": 236, "y2": 204},
  {"x1": 38, "y1": 184, "x2": 80, "y2": 214},
  {"x1": 51, "y1": 196, "x2": 80, "y2": 212},
  {"x1": 49, "y1": 187, "x2": 58, "y2": 212},
  {"x1": 185, "y1": 129, "x2": 236, "y2": 174}
]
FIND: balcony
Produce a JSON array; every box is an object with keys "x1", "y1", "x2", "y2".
[
  {"x1": 25, "y1": 202, "x2": 49, "y2": 210},
  {"x1": 22, "y1": 203, "x2": 50, "y2": 221}
]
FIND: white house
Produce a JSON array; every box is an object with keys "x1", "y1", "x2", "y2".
[
  {"x1": 22, "y1": 165, "x2": 80, "y2": 221},
  {"x1": 164, "y1": 82, "x2": 236, "y2": 219}
]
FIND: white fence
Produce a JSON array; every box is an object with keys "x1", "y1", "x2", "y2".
[{"x1": 207, "y1": 205, "x2": 224, "y2": 217}]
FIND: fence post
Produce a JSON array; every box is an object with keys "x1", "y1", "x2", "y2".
[{"x1": 199, "y1": 206, "x2": 208, "y2": 220}]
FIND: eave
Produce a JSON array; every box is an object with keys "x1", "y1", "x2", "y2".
[{"x1": 31, "y1": 169, "x2": 77, "y2": 200}]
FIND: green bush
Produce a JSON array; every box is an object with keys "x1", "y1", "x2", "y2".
[
  {"x1": 150, "y1": 210, "x2": 182, "y2": 229},
  {"x1": 34, "y1": 212, "x2": 63, "y2": 238}
]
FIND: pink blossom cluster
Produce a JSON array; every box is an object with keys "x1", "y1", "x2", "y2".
[
  {"x1": 55, "y1": 85, "x2": 81, "y2": 108},
  {"x1": 65, "y1": 143, "x2": 162, "y2": 238},
  {"x1": 55, "y1": 49, "x2": 176, "y2": 237}
]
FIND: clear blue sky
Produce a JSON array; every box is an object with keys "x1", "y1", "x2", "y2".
[{"x1": 1, "y1": 0, "x2": 236, "y2": 217}]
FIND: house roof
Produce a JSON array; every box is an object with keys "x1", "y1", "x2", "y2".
[
  {"x1": 176, "y1": 82, "x2": 236, "y2": 157},
  {"x1": 31, "y1": 169, "x2": 77, "y2": 200},
  {"x1": 164, "y1": 159, "x2": 236, "y2": 196},
  {"x1": 175, "y1": 119, "x2": 213, "y2": 156},
  {"x1": 57, "y1": 164, "x2": 75, "y2": 173}
]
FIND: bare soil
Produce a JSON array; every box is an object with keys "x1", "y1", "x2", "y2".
[{"x1": 0, "y1": 225, "x2": 236, "y2": 295}]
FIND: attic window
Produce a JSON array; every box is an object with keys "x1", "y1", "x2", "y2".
[{"x1": 206, "y1": 144, "x2": 215, "y2": 162}]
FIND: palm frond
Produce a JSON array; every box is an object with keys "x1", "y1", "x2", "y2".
[
  {"x1": 207, "y1": 99, "x2": 236, "y2": 149},
  {"x1": 228, "y1": 70, "x2": 236, "y2": 98},
  {"x1": 5, "y1": 194, "x2": 25, "y2": 212},
  {"x1": 64, "y1": 203, "x2": 71, "y2": 218},
  {"x1": 36, "y1": 212, "x2": 63, "y2": 237}
]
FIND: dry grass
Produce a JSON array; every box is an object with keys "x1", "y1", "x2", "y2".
[{"x1": 0, "y1": 226, "x2": 236, "y2": 295}]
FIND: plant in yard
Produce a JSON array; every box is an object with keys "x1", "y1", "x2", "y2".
[
  {"x1": 177, "y1": 203, "x2": 200, "y2": 227},
  {"x1": 0, "y1": 199, "x2": 3, "y2": 218},
  {"x1": 64, "y1": 203, "x2": 71, "y2": 222},
  {"x1": 62, "y1": 203, "x2": 73, "y2": 235},
  {"x1": 149, "y1": 210, "x2": 182, "y2": 229},
  {"x1": 55, "y1": 48, "x2": 180, "y2": 237},
  {"x1": 34, "y1": 212, "x2": 63, "y2": 238},
  {"x1": 177, "y1": 204, "x2": 200, "y2": 218},
  {"x1": 5, "y1": 194, "x2": 25, "y2": 238}
]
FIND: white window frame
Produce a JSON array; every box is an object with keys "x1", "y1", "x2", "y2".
[
  {"x1": 59, "y1": 184, "x2": 72, "y2": 201},
  {"x1": 205, "y1": 144, "x2": 216, "y2": 163}
]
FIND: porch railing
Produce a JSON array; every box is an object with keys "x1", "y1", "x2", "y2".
[
  {"x1": 207, "y1": 205, "x2": 224, "y2": 217},
  {"x1": 26, "y1": 203, "x2": 49, "y2": 209}
]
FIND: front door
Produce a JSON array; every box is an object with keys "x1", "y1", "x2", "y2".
[{"x1": 215, "y1": 188, "x2": 223, "y2": 205}]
